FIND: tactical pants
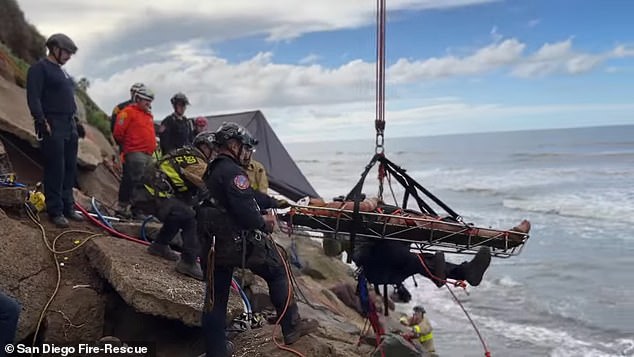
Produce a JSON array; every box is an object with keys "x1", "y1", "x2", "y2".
[
  {"x1": 154, "y1": 197, "x2": 199, "y2": 263},
  {"x1": 200, "y1": 235, "x2": 299, "y2": 357},
  {"x1": 41, "y1": 115, "x2": 78, "y2": 218},
  {"x1": 118, "y1": 152, "x2": 151, "y2": 205},
  {"x1": 353, "y1": 240, "x2": 465, "y2": 285},
  {"x1": 0, "y1": 291, "x2": 20, "y2": 357}
]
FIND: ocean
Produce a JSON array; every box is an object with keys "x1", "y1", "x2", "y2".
[{"x1": 286, "y1": 124, "x2": 634, "y2": 357}]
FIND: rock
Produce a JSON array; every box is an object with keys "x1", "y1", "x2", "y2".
[
  {"x1": 109, "y1": 220, "x2": 162, "y2": 241},
  {"x1": 77, "y1": 164, "x2": 121, "y2": 207},
  {"x1": 77, "y1": 138, "x2": 102, "y2": 170},
  {"x1": 0, "y1": 186, "x2": 27, "y2": 209},
  {"x1": 0, "y1": 140, "x2": 11, "y2": 174},
  {"x1": 83, "y1": 236, "x2": 243, "y2": 327},
  {"x1": 0, "y1": 76, "x2": 116, "y2": 171},
  {"x1": 272, "y1": 233, "x2": 355, "y2": 286},
  {"x1": 85, "y1": 125, "x2": 115, "y2": 159},
  {"x1": 0, "y1": 208, "x2": 55, "y2": 340}
]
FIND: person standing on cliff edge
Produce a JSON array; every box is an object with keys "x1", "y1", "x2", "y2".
[{"x1": 26, "y1": 33, "x2": 86, "y2": 228}]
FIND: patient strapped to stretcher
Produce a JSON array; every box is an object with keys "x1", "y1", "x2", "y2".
[{"x1": 293, "y1": 197, "x2": 531, "y2": 288}]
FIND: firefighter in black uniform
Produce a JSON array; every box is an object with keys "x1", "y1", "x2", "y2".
[
  {"x1": 26, "y1": 33, "x2": 85, "y2": 228},
  {"x1": 197, "y1": 122, "x2": 316, "y2": 357},
  {"x1": 158, "y1": 92, "x2": 192, "y2": 154}
]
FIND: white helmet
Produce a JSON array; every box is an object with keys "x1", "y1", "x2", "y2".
[{"x1": 134, "y1": 87, "x2": 154, "y2": 102}]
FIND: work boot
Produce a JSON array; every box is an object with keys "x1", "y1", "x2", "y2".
[
  {"x1": 147, "y1": 242, "x2": 180, "y2": 261},
  {"x1": 431, "y1": 251, "x2": 446, "y2": 288},
  {"x1": 283, "y1": 318, "x2": 319, "y2": 345},
  {"x1": 464, "y1": 247, "x2": 492, "y2": 286},
  {"x1": 176, "y1": 258, "x2": 203, "y2": 281},
  {"x1": 50, "y1": 215, "x2": 69, "y2": 228},
  {"x1": 65, "y1": 211, "x2": 85, "y2": 222}
]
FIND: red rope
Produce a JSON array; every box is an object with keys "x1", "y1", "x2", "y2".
[{"x1": 416, "y1": 253, "x2": 491, "y2": 356}]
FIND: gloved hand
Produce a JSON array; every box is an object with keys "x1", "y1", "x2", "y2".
[
  {"x1": 74, "y1": 115, "x2": 86, "y2": 138},
  {"x1": 76, "y1": 122, "x2": 86, "y2": 138},
  {"x1": 34, "y1": 119, "x2": 50, "y2": 140},
  {"x1": 275, "y1": 199, "x2": 291, "y2": 209},
  {"x1": 262, "y1": 214, "x2": 276, "y2": 233}
]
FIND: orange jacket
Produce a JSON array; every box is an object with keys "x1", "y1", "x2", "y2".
[{"x1": 113, "y1": 104, "x2": 157, "y2": 155}]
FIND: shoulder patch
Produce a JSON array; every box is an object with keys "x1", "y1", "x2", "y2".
[{"x1": 233, "y1": 174, "x2": 250, "y2": 190}]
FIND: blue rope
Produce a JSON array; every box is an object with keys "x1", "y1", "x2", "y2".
[
  {"x1": 358, "y1": 272, "x2": 370, "y2": 316},
  {"x1": 141, "y1": 215, "x2": 158, "y2": 242},
  {"x1": 0, "y1": 181, "x2": 26, "y2": 188},
  {"x1": 92, "y1": 197, "x2": 113, "y2": 229},
  {"x1": 231, "y1": 277, "x2": 252, "y2": 314}
]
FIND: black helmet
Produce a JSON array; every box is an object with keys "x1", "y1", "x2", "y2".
[
  {"x1": 170, "y1": 92, "x2": 190, "y2": 106},
  {"x1": 413, "y1": 305, "x2": 425, "y2": 314},
  {"x1": 45, "y1": 33, "x2": 78, "y2": 54},
  {"x1": 193, "y1": 131, "x2": 215, "y2": 149},
  {"x1": 213, "y1": 122, "x2": 258, "y2": 147}
]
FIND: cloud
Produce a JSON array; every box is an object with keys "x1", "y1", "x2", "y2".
[
  {"x1": 528, "y1": 18, "x2": 541, "y2": 28},
  {"x1": 389, "y1": 39, "x2": 525, "y2": 82},
  {"x1": 86, "y1": 34, "x2": 634, "y2": 132},
  {"x1": 299, "y1": 54, "x2": 321, "y2": 65},
  {"x1": 19, "y1": 0, "x2": 497, "y2": 71},
  {"x1": 510, "y1": 38, "x2": 630, "y2": 78}
]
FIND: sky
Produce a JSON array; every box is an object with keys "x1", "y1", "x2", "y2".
[{"x1": 17, "y1": 0, "x2": 634, "y2": 143}]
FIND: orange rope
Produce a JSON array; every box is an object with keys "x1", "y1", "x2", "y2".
[{"x1": 271, "y1": 237, "x2": 307, "y2": 357}]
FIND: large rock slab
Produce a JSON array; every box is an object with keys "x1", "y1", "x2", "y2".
[
  {"x1": 84, "y1": 236, "x2": 204, "y2": 326},
  {"x1": 0, "y1": 208, "x2": 56, "y2": 340},
  {"x1": 77, "y1": 164, "x2": 121, "y2": 207},
  {"x1": 84, "y1": 236, "x2": 245, "y2": 327}
]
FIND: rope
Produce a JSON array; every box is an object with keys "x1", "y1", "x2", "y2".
[
  {"x1": 414, "y1": 245, "x2": 490, "y2": 356},
  {"x1": 445, "y1": 285, "x2": 491, "y2": 357},
  {"x1": 91, "y1": 196, "x2": 113, "y2": 229},
  {"x1": 271, "y1": 236, "x2": 307, "y2": 357},
  {"x1": 24, "y1": 203, "x2": 101, "y2": 355}
]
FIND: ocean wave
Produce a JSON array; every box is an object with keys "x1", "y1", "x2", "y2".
[
  {"x1": 296, "y1": 159, "x2": 320, "y2": 164},
  {"x1": 511, "y1": 150, "x2": 634, "y2": 161},
  {"x1": 409, "y1": 167, "x2": 579, "y2": 195},
  {"x1": 503, "y1": 193, "x2": 634, "y2": 224},
  {"x1": 477, "y1": 316, "x2": 628, "y2": 357}
]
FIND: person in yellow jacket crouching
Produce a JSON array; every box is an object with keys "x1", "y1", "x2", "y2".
[{"x1": 400, "y1": 305, "x2": 437, "y2": 356}]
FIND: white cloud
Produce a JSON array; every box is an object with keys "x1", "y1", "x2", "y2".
[
  {"x1": 528, "y1": 19, "x2": 541, "y2": 28},
  {"x1": 83, "y1": 35, "x2": 634, "y2": 143},
  {"x1": 389, "y1": 39, "x2": 525, "y2": 82},
  {"x1": 299, "y1": 54, "x2": 321, "y2": 65},
  {"x1": 510, "y1": 38, "x2": 621, "y2": 78}
]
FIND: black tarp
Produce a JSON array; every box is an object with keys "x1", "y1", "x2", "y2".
[{"x1": 201, "y1": 110, "x2": 319, "y2": 201}]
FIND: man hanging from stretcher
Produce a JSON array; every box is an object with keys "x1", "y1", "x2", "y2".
[{"x1": 297, "y1": 196, "x2": 531, "y2": 288}]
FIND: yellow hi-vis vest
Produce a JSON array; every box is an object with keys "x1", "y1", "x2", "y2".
[
  {"x1": 144, "y1": 147, "x2": 205, "y2": 198},
  {"x1": 413, "y1": 324, "x2": 433, "y2": 343}
]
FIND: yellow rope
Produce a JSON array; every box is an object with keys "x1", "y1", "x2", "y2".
[{"x1": 24, "y1": 203, "x2": 101, "y2": 354}]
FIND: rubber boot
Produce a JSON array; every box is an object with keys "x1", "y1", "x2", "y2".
[
  {"x1": 147, "y1": 242, "x2": 180, "y2": 261},
  {"x1": 464, "y1": 247, "x2": 491, "y2": 286},
  {"x1": 176, "y1": 258, "x2": 203, "y2": 281},
  {"x1": 431, "y1": 251, "x2": 446, "y2": 288}
]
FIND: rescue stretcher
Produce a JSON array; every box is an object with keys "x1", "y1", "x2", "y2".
[
  {"x1": 279, "y1": 205, "x2": 529, "y2": 258},
  {"x1": 278, "y1": 154, "x2": 530, "y2": 258}
]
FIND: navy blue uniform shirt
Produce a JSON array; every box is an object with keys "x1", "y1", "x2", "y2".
[
  {"x1": 204, "y1": 155, "x2": 266, "y2": 232},
  {"x1": 26, "y1": 58, "x2": 76, "y2": 121}
]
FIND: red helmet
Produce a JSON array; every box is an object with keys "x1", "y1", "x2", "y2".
[{"x1": 195, "y1": 117, "x2": 207, "y2": 127}]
